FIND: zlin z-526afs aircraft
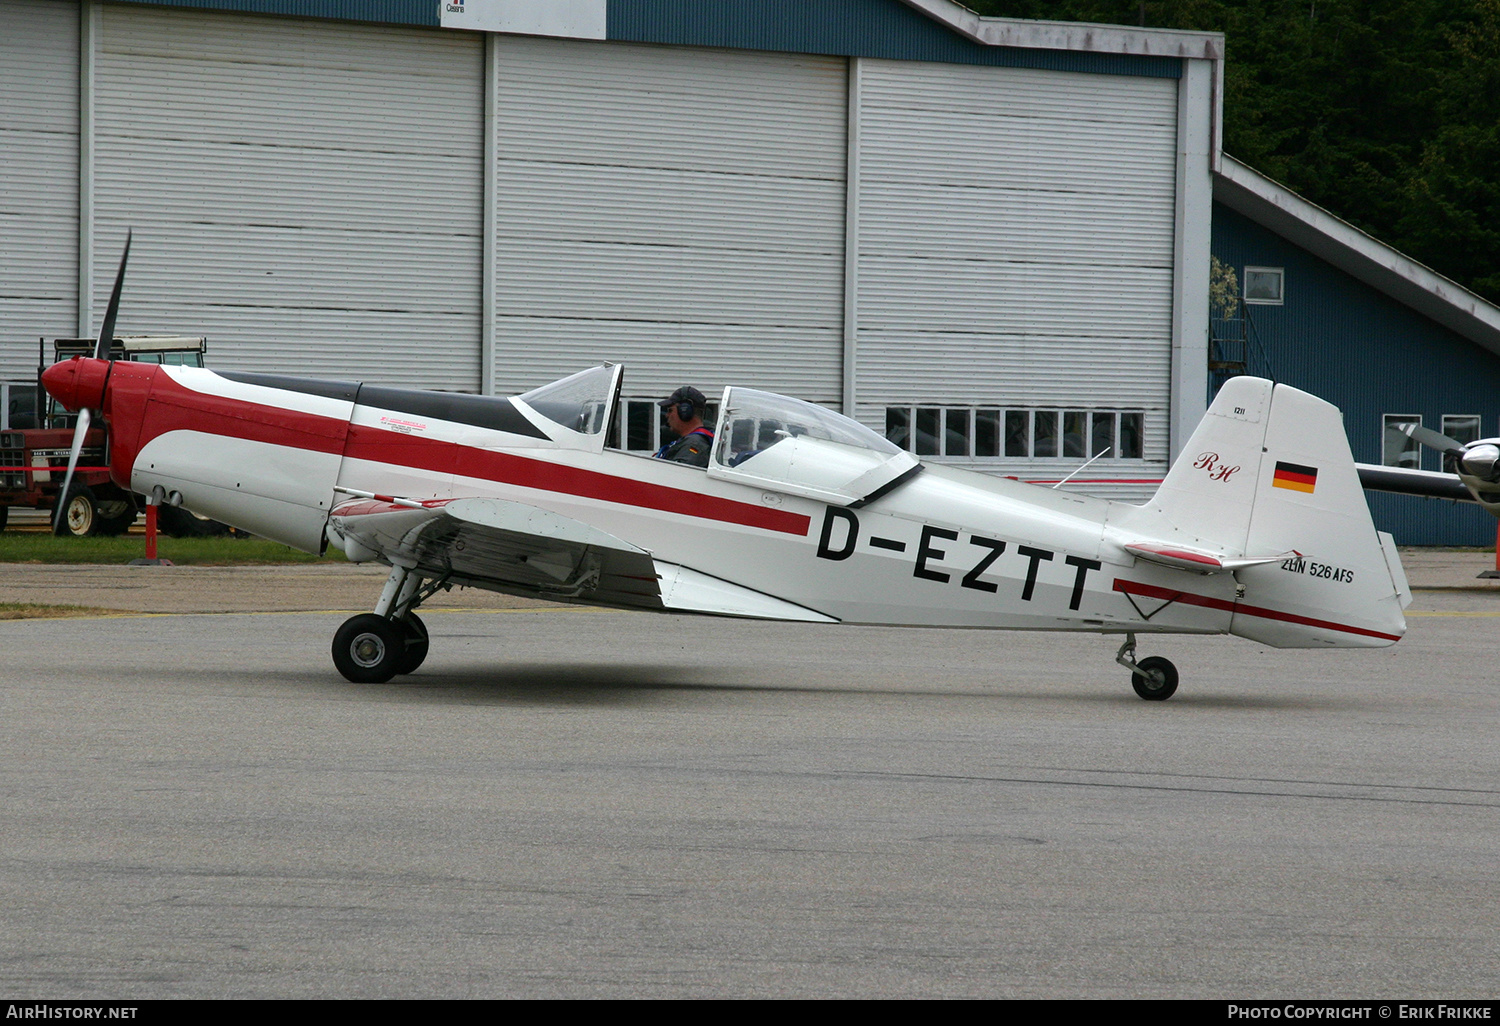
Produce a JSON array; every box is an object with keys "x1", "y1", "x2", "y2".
[{"x1": 43, "y1": 239, "x2": 1411, "y2": 699}]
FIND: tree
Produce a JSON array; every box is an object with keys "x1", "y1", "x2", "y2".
[{"x1": 963, "y1": 1, "x2": 1500, "y2": 301}]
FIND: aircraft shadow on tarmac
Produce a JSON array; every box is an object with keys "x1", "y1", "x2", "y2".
[{"x1": 268, "y1": 661, "x2": 1360, "y2": 712}]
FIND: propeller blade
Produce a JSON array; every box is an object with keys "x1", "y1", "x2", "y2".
[
  {"x1": 1396, "y1": 421, "x2": 1466, "y2": 457},
  {"x1": 55, "y1": 231, "x2": 130, "y2": 532},
  {"x1": 52, "y1": 406, "x2": 92, "y2": 534},
  {"x1": 94, "y1": 229, "x2": 132, "y2": 361}
]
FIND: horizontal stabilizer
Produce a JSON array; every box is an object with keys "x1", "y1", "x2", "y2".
[
  {"x1": 1123, "y1": 542, "x2": 1296, "y2": 574},
  {"x1": 1355, "y1": 463, "x2": 1474, "y2": 503}
]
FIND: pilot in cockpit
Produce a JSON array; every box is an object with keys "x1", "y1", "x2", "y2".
[{"x1": 653, "y1": 386, "x2": 716, "y2": 468}]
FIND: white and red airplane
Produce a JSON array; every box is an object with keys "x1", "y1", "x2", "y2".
[{"x1": 41, "y1": 240, "x2": 1411, "y2": 698}]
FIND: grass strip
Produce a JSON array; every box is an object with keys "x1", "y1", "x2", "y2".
[
  {"x1": 0, "y1": 534, "x2": 346, "y2": 566},
  {"x1": 0, "y1": 601, "x2": 125, "y2": 620}
]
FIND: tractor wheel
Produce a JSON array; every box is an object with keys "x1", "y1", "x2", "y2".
[
  {"x1": 157, "y1": 504, "x2": 230, "y2": 538},
  {"x1": 54, "y1": 484, "x2": 98, "y2": 537}
]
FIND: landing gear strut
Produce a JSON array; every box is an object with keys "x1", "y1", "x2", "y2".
[
  {"x1": 331, "y1": 564, "x2": 443, "y2": 683},
  {"x1": 1115, "y1": 633, "x2": 1179, "y2": 701}
]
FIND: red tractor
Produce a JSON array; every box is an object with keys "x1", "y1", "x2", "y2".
[{"x1": 1, "y1": 336, "x2": 223, "y2": 536}]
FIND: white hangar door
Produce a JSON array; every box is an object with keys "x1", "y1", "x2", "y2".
[
  {"x1": 855, "y1": 60, "x2": 1179, "y2": 499},
  {"x1": 91, "y1": 4, "x2": 484, "y2": 390},
  {"x1": 490, "y1": 36, "x2": 848, "y2": 406},
  {"x1": 0, "y1": 0, "x2": 78, "y2": 381}
]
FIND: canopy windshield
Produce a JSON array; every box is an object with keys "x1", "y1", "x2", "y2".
[
  {"x1": 709, "y1": 388, "x2": 917, "y2": 505},
  {"x1": 516, "y1": 365, "x2": 618, "y2": 437}
]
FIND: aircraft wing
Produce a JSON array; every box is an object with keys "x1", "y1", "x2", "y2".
[
  {"x1": 1355, "y1": 463, "x2": 1475, "y2": 503},
  {"x1": 327, "y1": 496, "x2": 836, "y2": 622}
]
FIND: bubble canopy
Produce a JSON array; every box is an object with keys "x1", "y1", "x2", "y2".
[
  {"x1": 709, "y1": 387, "x2": 918, "y2": 505},
  {"x1": 511, "y1": 368, "x2": 919, "y2": 505}
]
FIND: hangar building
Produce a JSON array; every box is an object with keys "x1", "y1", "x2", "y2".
[
  {"x1": 1, "y1": 0, "x2": 1224, "y2": 502},
  {"x1": 1211, "y1": 157, "x2": 1500, "y2": 546}
]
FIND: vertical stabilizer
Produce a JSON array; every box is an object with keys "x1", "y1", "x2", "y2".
[
  {"x1": 1144, "y1": 376, "x2": 1273, "y2": 553},
  {"x1": 1144, "y1": 378, "x2": 1406, "y2": 648}
]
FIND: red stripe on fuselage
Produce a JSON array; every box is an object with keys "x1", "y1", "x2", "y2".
[
  {"x1": 1113, "y1": 578, "x2": 1401, "y2": 642},
  {"x1": 129, "y1": 371, "x2": 811, "y2": 536},
  {"x1": 344, "y1": 424, "x2": 810, "y2": 535}
]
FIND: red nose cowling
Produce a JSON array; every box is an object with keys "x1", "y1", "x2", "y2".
[{"x1": 41, "y1": 356, "x2": 110, "y2": 413}]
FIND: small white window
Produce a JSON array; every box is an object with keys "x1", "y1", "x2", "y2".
[
  {"x1": 1383, "y1": 415, "x2": 1422, "y2": 469},
  {"x1": 1244, "y1": 266, "x2": 1284, "y2": 305}
]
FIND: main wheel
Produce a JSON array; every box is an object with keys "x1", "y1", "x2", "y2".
[
  {"x1": 53, "y1": 484, "x2": 97, "y2": 537},
  {"x1": 396, "y1": 613, "x2": 429, "y2": 675},
  {"x1": 1131, "y1": 656, "x2": 1179, "y2": 701},
  {"x1": 332, "y1": 614, "x2": 405, "y2": 684}
]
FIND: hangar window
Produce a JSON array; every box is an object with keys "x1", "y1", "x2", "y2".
[
  {"x1": 885, "y1": 407, "x2": 1143, "y2": 460},
  {"x1": 612, "y1": 397, "x2": 719, "y2": 454},
  {"x1": 1442, "y1": 415, "x2": 1481, "y2": 473},
  {"x1": 1243, "y1": 266, "x2": 1284, "y2": 305},
  {"x1": 1382, "y1": 415, "x2": 1423, "y2": 469},
  {"x1": 1442, "y1": 415, "x2": 1481, "y2": 446}
]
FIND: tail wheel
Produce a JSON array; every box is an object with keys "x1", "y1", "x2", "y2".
[
  {"x1": 54, "y1": 484, "x2": 97, "y2": 537},
  {"x1": 332, "y1": 614, "x2": 405, "y2": 684},
  {"x1": 396, "y1": 613, "x2": 430, "y2": 675},
  {"x1": 1131, "y1": 656, "x2": 1179, "y2": 701}
]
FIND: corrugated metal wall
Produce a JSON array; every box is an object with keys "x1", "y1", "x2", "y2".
[
  {"x1": 1212, "y1": 203, "x2": 1500, "y2": 546},
  {"x1": 0, "y1": 0, "x2": 79, "y2": 382},
  {"x1": 489, "y1": 35, "x2": 848, "y2": 402},
  {"x1": 854, "y1": 60, "x2": 1178, "y2": 497},
  {"x1": 2, "y1": 0, "x2": 1201, "y2": 511},
  {"x1": 92, "y1": 3, "x2": 484, "y2": 389},
  {"x1": 607, "y1": 0, "x2": 1182, "y2": 78}
]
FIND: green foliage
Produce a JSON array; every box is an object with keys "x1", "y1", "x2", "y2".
[
  {"x1": 964, "y1": 1, "x2": 1500, "y2": 301},
  {"x1": 1210, "y1": 256, "x2": 1241, "y2": 316}
]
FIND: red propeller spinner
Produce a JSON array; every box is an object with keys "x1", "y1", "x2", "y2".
[{"x1": 41, "y1": 356, "x2": 111, "y2": 415}]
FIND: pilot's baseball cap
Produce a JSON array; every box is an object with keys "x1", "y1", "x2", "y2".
[{"x1": 658, "y1": 386, "x2": 707, "y2": 411}]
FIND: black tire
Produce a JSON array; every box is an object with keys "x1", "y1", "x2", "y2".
[
  {"x1": 93, "y1": 494, "x2": 137, "y2": 536},
  {"x1": 1131, "y1": 656, "x2": 1179, "y2": 701},
  {"x1": 156, "y1": 504, "x2": 230, "y2": 538},
  {"x1": 332, "y1": 614, "x2": 405, "y2": 684},
  {"x1": 0, "y1": 505, "x2": 8, "y2": 532},
  {"x1": 53, "y1": 484, "x2": 98, "y2": 537},
  {"x1": 396, "y1": 613, "x2": 430, "y2": 675}
]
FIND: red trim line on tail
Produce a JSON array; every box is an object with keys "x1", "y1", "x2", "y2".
[{"x1": 1113, "y1": 578, "x2": 1401, "y2": 642}]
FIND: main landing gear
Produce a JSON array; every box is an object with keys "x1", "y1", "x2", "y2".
[
  {"x1": 331, "y1": 564, "x2": 442, "y2": 684},
  {"x1": 1114, "y1": 633, "x2": 1179, "y2": 701}
]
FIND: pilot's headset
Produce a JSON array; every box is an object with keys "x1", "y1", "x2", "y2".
[{"x1": 664, "y1": 385, "x2": 705, "y2": 421}]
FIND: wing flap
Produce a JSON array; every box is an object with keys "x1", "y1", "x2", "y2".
[{"x1": 655, "y1": 562, "x2": 838, "y2": 622}]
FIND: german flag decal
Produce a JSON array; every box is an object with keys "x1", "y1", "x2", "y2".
[{"x1": 1273, "y1": 461, "x2": 1318, "y2": 493}]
